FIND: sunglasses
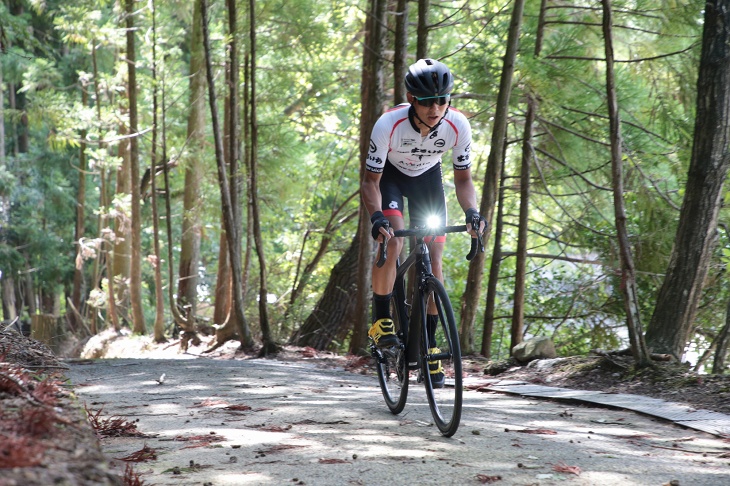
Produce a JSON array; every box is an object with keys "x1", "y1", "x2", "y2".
[{"x1": 414, "y1": 94, "x2": 451, "y2": 107}]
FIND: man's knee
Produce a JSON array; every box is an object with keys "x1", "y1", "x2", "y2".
[{"x1": 387, "y1": 237, "x2": 404, "y2": 254}]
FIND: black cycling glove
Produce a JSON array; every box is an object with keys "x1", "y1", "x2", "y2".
[
  {"x1": 465, "y1": 208, "x2": 487, "y2": 234},
  {"x1": 370, "y1": 211, "x2": 391, "y2": 240}
]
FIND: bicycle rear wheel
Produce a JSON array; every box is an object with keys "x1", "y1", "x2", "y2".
[
  {"x1": 421, "y1": 277, "x2": 462, "y2": 437},
  {"x1": 373, "y1": 294, "x2": 409, "y2": 414}
]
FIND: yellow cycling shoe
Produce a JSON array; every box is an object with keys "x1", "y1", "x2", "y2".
[
  {"x1": 368, "y1": 318, "x2": 398, "y2": 348},
  {"x1": 428, "y1": 347, "x2": 445, "y2": 388}
]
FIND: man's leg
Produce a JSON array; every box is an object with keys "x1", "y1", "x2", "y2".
[
  {"x1": 426, "y1": 240, "x2": 446, "y2": 387},
  {"x1": 427, "y1": 240, "x2": 445, "y2": 345},
  {"x1": 369, "y1": 215, "x2": 405, "y2": 347}
]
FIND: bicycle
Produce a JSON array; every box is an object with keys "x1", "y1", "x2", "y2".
[{"x1": 370, "y1": 222, "x2": 483, "y2": 437}]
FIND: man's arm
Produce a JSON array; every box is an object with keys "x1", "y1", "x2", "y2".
[
  {"x1": 454, "y1": 168, "x2": 479, "y2": 213},
  {"x1": 361, "y1": 171, "x2": 383, "y2": 217},
  {"x1": 362, "y1": 170, "x2": 392, "y2": 242},
  {"x1": 454, "y1": 168, "x2": 484, "y2": 235}
]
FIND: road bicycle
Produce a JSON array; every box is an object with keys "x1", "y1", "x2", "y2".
[{"x1": 370, "y1": 222, "x2": 483, "y2": 437}]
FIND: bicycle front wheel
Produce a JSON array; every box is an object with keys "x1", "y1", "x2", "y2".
[{"x1": 421, "y1": 277, "x2": 462, "y2": 437}]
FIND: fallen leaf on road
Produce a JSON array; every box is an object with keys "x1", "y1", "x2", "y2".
[
  {"x1": 301, "y1": 347, "x2": 318, "y2": 358},
  {"x1": 514, "y1": 428, "x2": 558, "y2": 435},
  {"x1": 319, "y1": 458, "x2": 350, "y2": 464},
  {"x1": 553, "y1": 461, "x2": 581, "y2": 475},
  {"x1": 191, "y1": 398, "x2": 228, "y2": 408},
  {"x1": 174, "y1": 434, "x2": 226, "y2": 449},
  {"x1": 224, "y1": 404, "x2": 252, "y2": 411},
  {"x1": 255, "y1": 444, "x2": 306, "y2": 454},
  {"x1": 116, "y1": 444, "x2": 158, "y2": 462},
  {"x1": 476, "y1": 473, "x2": 502, "y2": 483},
  {"x1": 292, "y1": 419, "x2": 350, "y2": 425},
  {"x1": 257, "y1": 425, "x2": 292, "y2": 432}
]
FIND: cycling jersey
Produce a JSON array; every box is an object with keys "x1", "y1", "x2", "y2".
[{"x1": 366, "y1": 104, "x2": 472, "y2": 177}]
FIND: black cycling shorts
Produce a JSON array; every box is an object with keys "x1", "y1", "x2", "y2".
[{"x1": 380, "y1": 161, "x2": 447, "y2": 241}]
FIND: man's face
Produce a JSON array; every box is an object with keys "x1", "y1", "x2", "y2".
[{"x1": 407, "y1": 92, "x2": 450, "y2": 129}]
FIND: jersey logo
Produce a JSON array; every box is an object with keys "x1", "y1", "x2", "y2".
[
  {"x1": 434, "y1": 139, "x2": 445, "y2": 148},
  {"x1": 369, "y1": 140, "x2": 377, "y2": 153},
  {"x1": 400, "y1": 138, "x2": 417, "y2": 148},
  {"x1": 388, "y1": 200, "x2": 400, "y2": 210}
]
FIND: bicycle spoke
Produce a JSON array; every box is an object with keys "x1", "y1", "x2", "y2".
[
  {"x1": 373, "y1": 293, "x2": 409, "y2": 414},
  {"x1": 422, "y1": 278, "x2": 462, "y2": 436}
]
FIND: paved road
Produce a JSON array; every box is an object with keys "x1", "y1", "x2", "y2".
[{"x1": 67, "y1": 356, "x2": 730, "y2": 486}]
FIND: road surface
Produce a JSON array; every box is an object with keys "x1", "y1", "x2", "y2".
[{"x1": 67, "y1": 356, "x2": 730, "y2": 485}]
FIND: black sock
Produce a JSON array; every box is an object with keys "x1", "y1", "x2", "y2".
[
  {"x1": 372, "y1": 293, "x2": 392, "y2": 321},
  {"x1": 427, "y1": 314, "x2": 438, "y2": 348}
]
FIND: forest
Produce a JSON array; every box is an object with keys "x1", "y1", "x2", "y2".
[{"x1": 0, "y1": 0, "x2": 729, "y2": 373}]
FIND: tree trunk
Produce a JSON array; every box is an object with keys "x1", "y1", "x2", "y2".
[
  {"x1": 481, "y1": 163, "x2": 507, "y2": 358},
  {"x1": 286, "y1": 201, "x2": 357, "y2": 327},
  {"x1": 70, "y1": 85, "x2": 88, "y2": 335},
  {"x1": 646, "y1": 0, "x2": 730, "y2": 360},
  {"x1": 200, "y1": 0, "x2": 254, "y2": 351},
  {"x1": 150, "y1": 0, "x2": 166, "y2": 343},
  {"x1": 601, "y1": 0, "x2": 650, "y2": 366},
  {"x1": 713, "y1": 300, "x2": 730, "y2": 374},
  {"x1": 126, "y1": 0, "x2": 146, "y2": 335},
  {"x1": 350, "y1": 0, "x2": 386, "y2": 356},
  {"x1": 393, "y1": 0, "x2": 409, "y2": 104},
  {"x1": 207, "y1": 0, "x2": 245, "y2": 352},
  {"x1": 113, "y1": 120, "x2": 131, "y2": 317},
  {"x1": 161, "y1": 86, "x2": 195, "y2": 342},
  {"x1": 0, "y1": 61, "x2": 14, "y2": 325},
  {"x1": 291, "y1": 239, "x2": 360, "y2": 350},
  {"x1": 534, "y1": 0, "x2": 548, "y2": 57},
  {"x1": 459, "y1": 0, "x2": 526, "y2": 354},
  {"x1": 247, "y1": 0, "x2": 278, "y2": 356},
  {"x1": 177, "y1": 0, "x2": 206, "y2": 322},
  {"x1": 212, "y1": 232, "x2": 233, "y2": 322},
  {"x1": 31, "y1": 314, "x2": 57, "y2": 351},
  {"x1": 91, "y1": 41, "x2": 118, "y2": 333},
  {"x1": 207, "y1": 43, "x2": 253, "y2": 353},
  {"x1": 511, "y1": 95, "x2": 536, "y2": 351},
  {"x1": 416, "y1": 0, "x2": 429, "y2": 60}
]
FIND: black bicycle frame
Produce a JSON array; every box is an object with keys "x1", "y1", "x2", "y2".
[
  {"x1": 379, "y1": 224, "x2": 481, "y2": 369},
  {"x1": 391, "y1": 239, "x2": 434, "y2": 369}
]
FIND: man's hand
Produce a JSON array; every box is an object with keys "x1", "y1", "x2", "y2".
[
  {"x1": 465, "y1": 208, "x2": 487, "y2": 237},
  {"x1": 370, "y1": 211, "x2": 392, "y2": 242}
]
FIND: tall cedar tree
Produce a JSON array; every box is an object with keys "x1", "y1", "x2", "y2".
[
  {"x1": 461, "y1": 0, "x2": 526, "y2": 354},
  {"x1": 248, "y1": 0, "x2": 279, "y2": 355},
  {"x1": 646, "y1": 0, "x2": 730, "y2": 360},
  {"x1": 178, "y1": 0, "x2": 206, "y2": 321},
  {"x1": 200, "y1": 0, "x2": 258, "y2": 351},
  {"x1": 602, "y1": 0, "x2": 650, "y2": 366},
  {"x1": 351, "y1": 0, "x2": 387, "y2": 355},
  {"x1": 126, "y1": 0, "x2": 145, "y2": 334}
]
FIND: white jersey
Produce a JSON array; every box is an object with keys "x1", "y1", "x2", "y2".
[{"x1": 366, "y1": 103, "x2": 472, "y2": 177}]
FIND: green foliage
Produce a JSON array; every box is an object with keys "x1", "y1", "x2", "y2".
[{"x1": 0, "y1": 0, "x2": 723, "y2": 365}]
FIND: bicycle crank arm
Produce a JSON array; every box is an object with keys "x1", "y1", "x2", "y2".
[{"x1": 427, "y1": 350, "x2": 452, "y2": 361}]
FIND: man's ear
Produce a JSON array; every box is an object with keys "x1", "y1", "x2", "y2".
[{"x1": 406, "y1": 92, "x2": 414, "y2": 103}]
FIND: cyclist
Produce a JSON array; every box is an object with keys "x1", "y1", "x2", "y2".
[{"x1": 361, "y1": 58, "x2": 485, "y2": 385}]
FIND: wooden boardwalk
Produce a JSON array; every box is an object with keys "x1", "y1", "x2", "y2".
[{"x1": 480, "y1": 379, "x2": 730, "y2": 437}]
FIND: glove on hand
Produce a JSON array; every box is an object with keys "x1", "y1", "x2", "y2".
[
  {"x1": 370, "y1": 211, "x2": 391, "y2": 240},
  {"x1": 465, "y1": 208, "x2": 487, "y2": 234}
]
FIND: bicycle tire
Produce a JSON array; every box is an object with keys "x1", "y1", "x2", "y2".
[
  {"x1": 420, "y1": 277, "x2": 462, "y2": 436},
  {"x1": 374, "y1": 293, "x2": 409, "y2": 414}
]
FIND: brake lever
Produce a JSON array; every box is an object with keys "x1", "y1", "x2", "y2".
[
  {"x1": 375, "y1": 221, "x2": 391, "y2": 268},
  {"x1": 376, "y1": 235, "x2": 389, "y2": 268},
  {"x1": 466, "y1": 217, "x2": 485, "y2": 261}
]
